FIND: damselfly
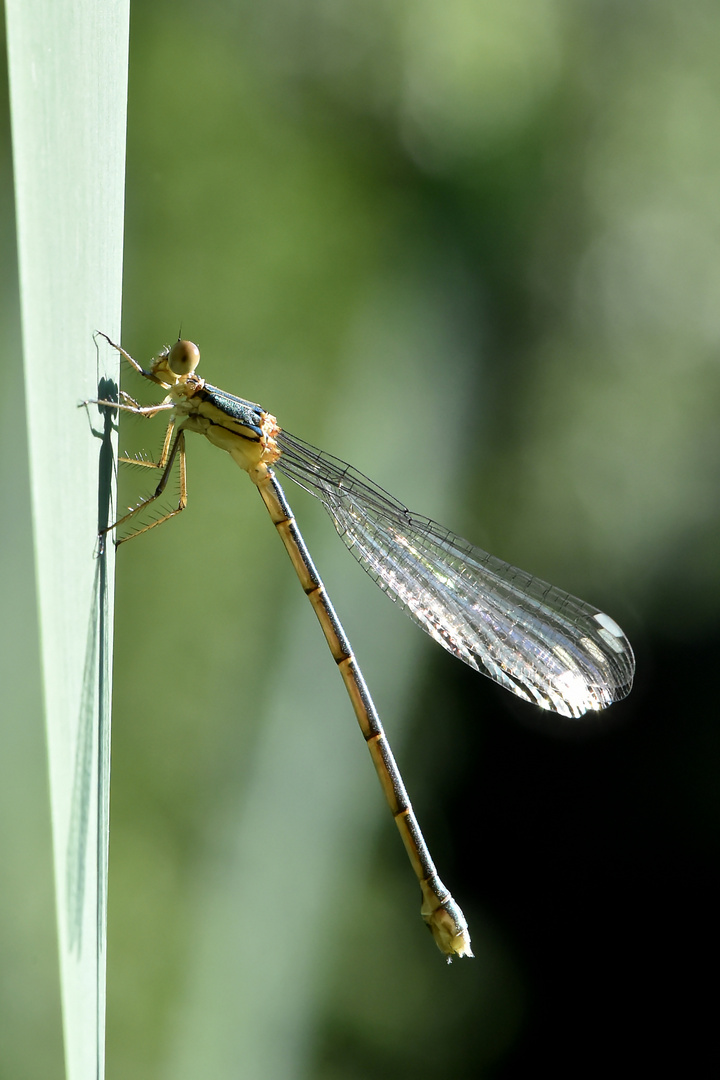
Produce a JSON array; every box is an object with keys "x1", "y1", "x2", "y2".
[{"x1": 90, "y1": 334, "x2": 635, "y2": 960}]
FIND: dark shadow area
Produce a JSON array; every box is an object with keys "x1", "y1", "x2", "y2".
[{"x1": 433, "y1": 624, "x2": 720, "y2": 1076}]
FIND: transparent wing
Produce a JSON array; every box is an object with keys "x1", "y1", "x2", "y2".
[{"x1": 275, "y1": 431, "x2": 635, "y2": 719}]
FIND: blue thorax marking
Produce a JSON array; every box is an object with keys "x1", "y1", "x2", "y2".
[{"x1": 201, "y1": 383, "x2": 265, "y2": 437}]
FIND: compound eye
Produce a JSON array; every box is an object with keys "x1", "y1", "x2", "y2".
[{"x1": 168, "y1": 340, "x2": 200, "y2": 376}]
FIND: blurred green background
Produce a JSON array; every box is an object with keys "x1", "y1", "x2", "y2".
[{"x1": 2, "y1": 0, "x2": 719, "y2": 1077}]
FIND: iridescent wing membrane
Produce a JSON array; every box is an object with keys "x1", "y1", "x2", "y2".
[{"x1": 276, "y1": 431, "x2": 634, "y2": 719}]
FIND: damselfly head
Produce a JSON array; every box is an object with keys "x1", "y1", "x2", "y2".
[
  {"x1": 168, "y1": 340, "x2": 201, "y2": 377},
  {"x1": 149, "y1": 339, "x2": 201, "y2": 386}
]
